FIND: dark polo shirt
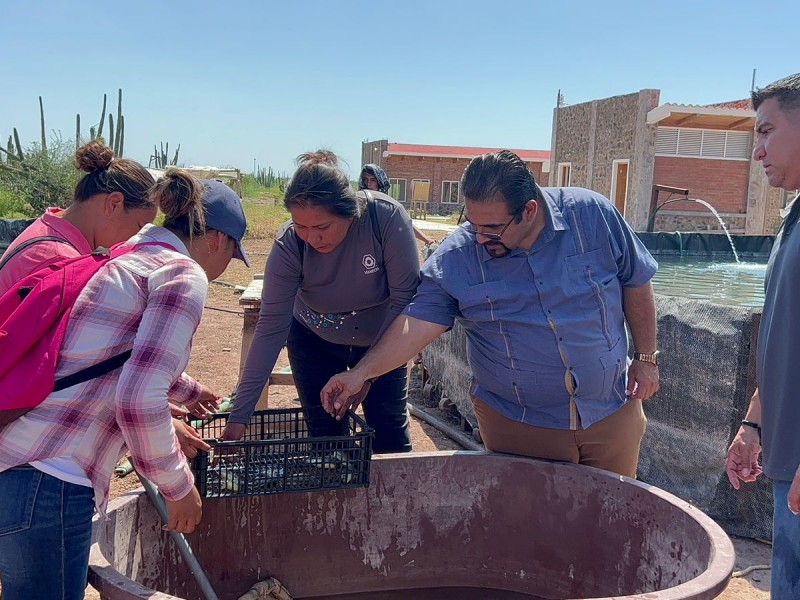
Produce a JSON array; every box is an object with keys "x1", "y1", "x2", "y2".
[{"x1": 759, "y1": 195, "x2": 800, "y2": 481}]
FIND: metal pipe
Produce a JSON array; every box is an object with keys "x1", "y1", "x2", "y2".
[
  {"x1": 135, "y1": 469, "x2": 220, "y2": 600},
  {"x1": 407, "y1": 402, "x2": 483, "y2": 451}
]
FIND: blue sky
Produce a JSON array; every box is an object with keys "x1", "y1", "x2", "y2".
[{"x1": 2, "y1": 1, "x2": 797, "y2": 178}]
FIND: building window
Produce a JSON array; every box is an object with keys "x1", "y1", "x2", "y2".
[
  {"x1": 389, "y1": 178, "x2": 407, "y2": 202},
  {"x1": 411, "y1": 179, "x2": 431, "y2": 202},
  {"x1": 655, "y1": 127, "x2": 752, "y2": 160},
  {"x1": 441, "y1": 181, "x2": 460, "y2": 203},
  {"x1": 557, "y1": 163, "x2": 572, "y2": 187}
]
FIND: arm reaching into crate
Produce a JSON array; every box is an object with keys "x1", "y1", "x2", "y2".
[{"x1": 321, "y1": 315, "x2": 447, "y2": 420}]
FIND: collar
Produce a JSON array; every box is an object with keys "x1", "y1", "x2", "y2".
[
  {"x1": 127, "y1": 223, "x2": 192, "y2": 258},
  {"x1": 475, "y1": 186, "x2": 569, "y2": 261},
  {"x1": 40, "y1": 207, "x2": 93, "y2": 254},
  {"x1": 528, "y1": 187, "x2": 569, "y2": 253}
]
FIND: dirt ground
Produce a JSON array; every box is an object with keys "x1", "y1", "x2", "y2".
[{"x1": 82, "y1": 237, "x2": 771, "y2": 599}]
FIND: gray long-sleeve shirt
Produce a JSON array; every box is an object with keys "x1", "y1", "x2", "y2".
[{"x1": 231, "y1": 191, "x2": 420, "y2": 424}]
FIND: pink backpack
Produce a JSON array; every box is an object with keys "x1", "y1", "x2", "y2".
[{"x1": 0, "y1": 241, "x2": 173, "y2": 429}]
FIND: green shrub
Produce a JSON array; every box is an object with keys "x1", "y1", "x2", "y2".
[
  {"x1": 241, "y1": 174, "x2": 269, "y2": 199},
  {"x1": 0, "y1": 185, "x2": 26, "y2": 218},
  {"x1": 0, "y1": 136, "x2": 80, "y2": 216},
  {"x1": 242, "y1": 199, "x2": 290, "y2": 240}
]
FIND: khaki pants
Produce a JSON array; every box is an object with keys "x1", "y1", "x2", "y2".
[{"x1": 472, "y1": 396, "x2": 647, "y2": 478}]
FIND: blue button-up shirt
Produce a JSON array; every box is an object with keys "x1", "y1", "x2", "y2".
[{"x1": 404, "y1": 187, "x2": 658, "y2": 430}]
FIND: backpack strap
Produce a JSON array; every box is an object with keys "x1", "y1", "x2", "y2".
[
  {"x1": 53, "y1": 350, "x2": 133, "y2": 392},
  {"x1": 363, "y1": 190, "x2": 383, "y2": 246},
  {"x1": 49, "y1": 241, "x2": 175, "y2": 392},
  {"x1": 0, "y1": 236, "x2": 77, "y2": 271}
]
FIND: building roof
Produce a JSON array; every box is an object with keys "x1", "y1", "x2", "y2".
[
  {"x1": 705, "y1": 99, "x2": 753, "y2": 110},
  {"x1": 647, "y1": 103, "x2": 755, "y2": 131},
  {"x1": 385, "y1": 143, "x2": 551, "y2": 163}
]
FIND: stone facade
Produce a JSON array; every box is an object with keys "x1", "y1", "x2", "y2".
[
  {"x1": 549, "y1": 88, "x2": 791, "y2": 235},
  {"x1": 550, "y1": 90, "x2": 660, "y2": 231},
  {"x1": 652, "y1": 211, "x2": 747, "y2": 233}
]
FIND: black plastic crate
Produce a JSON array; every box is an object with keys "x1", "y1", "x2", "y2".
[{"x1": 190, "y1": 407, "x2": 373, "y2": 498}]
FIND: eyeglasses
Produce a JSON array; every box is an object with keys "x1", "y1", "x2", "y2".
[{"x1": 461, "y1": 215, "x2": 517, "y2": 241}]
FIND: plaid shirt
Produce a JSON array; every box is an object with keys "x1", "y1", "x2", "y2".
[{"x1": 0, "y1": 225, "x2": 208, "y2": 515}]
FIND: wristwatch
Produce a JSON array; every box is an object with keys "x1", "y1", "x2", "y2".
[{"x1": 633, "y1": 350, "x2": 660, "y2": 366}]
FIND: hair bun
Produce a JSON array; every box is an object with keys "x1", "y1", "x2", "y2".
[
  {"x1": 74, "y1": 139, "x2": 115, "y2": 172},
  {"x1": 296, "y1": 150, "x2": 339, "y2": 168}
]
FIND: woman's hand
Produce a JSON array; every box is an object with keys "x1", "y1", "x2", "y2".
[
  {"x1": 172, "y1": 419, "x2": 211, "y2": 459},
  {"x1": 221, "y1": 422, "x2": 247, "y2": 441},
  {"x1": 185, "y1": 385, "x2": 221, "y2": 419},
  {"x1": 163, "y1": 487, "x2": 203, "y2": 534}
]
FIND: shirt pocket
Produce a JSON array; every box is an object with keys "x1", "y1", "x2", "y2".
[
  {"x1": 574, "y1": 337, "x2": 624, "y2": 401},
  {"x1": 562, "y1": 248, "x2": 616, "y2": 296},
  {"x1": 458, "y1": 280, "x2": 511, "y2": 321}
]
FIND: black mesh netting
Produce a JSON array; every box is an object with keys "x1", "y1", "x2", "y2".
[
  {"x1": 637, "y1": 295, "x2": 771, "y2": 540},
  {"x1": 0, "y1": 218, "x2": 36, "y2": 252}
]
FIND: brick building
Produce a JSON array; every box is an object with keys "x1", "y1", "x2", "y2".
[
  {"x1": 550, "y1": 90, "x2": 789, "y2": 234},
  {"x1": 361, "y1": 141, "x2": 550, "y2": 215}
]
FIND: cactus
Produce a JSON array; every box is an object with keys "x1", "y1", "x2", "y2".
[
  {"x1": 108, "y1": 114, "x2": 114, "y2": 150},
  {"x1": 13, "y1": 128, "x2": 23, "y2": 160},
  {"x1": 114, "y1": 88, "x2": 122, "y2": 155},
  {"x1": 39, "y1": 96, "x2": 47, "y2": 153},
  {"x1": 75, "y1": 114, "x2": 81, "y2": 151},
  {"x1": 117, "y1": 114, "x2": 124, "y2": 157},
  {"x1": 96, "y1": 94, "x2": 107, "y2": 140},
  {"x1": 149, "y1": 141, "x2": 181, "y2": 168}
]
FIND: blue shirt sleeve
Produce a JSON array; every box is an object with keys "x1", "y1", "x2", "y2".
[
  {"x1": 597, "y1": 196, "x2": 658, "y2": 287},
  {"x1": 402, "y1": 245, "x2": 459, "y2": 328}
]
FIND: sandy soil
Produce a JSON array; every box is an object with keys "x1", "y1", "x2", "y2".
[{"x1": 78, "y1": 237, "x2": 770, "y2": 599}]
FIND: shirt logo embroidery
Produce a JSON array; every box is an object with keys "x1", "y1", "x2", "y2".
[{"x1": 362, "y1": 253, "x2": 380, "y2": 274}]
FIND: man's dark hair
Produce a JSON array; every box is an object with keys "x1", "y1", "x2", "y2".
[
  {"x1": 751, "y1": 73, "x2": 800, "y2": 112},
  {"x1": 461, "y1": 150, "x2": 539, "y2": 218}
]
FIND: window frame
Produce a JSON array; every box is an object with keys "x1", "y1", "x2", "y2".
[{"x1": 441, "y1": 180, "x2": 461, "y2": 204}]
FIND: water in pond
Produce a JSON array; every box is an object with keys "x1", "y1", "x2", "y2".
[
  {"x1": 309, "y1": 588, "x2": 545, "y2": 600},
  {"x1": 651, "y1": 256, "x2": 767, "y2": 308}
]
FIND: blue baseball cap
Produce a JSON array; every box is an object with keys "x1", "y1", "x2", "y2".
[{"x1": 200, "y1": 179, "x2": 251, "y2": 267}]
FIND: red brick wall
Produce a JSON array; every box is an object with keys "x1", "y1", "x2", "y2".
[
  {"x1": 652, "y1": 156, "x2": 749, "y2": 213},
  {"x1": 384, "y1": 155, "x2": 544, "y2": 211}
]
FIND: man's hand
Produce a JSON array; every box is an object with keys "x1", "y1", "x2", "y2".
[
  {"x1": 321, "y1": 371, "x2": 370, "y2": 420},
  {"x1": 185, "y1": 385, "x2": 221, "y2": 419},
  {"x1": 172, "y1": 418, "x2": 211, "y2": 459},
  {"x1": 626, "y1": 361, "x2": 659, "y2": 400},
  {"x1": 789, "y1": 466, "x2": 800, "y2": 515},
  {"x1": 163, "y1": 487, "x2": 203, "y2": 534},
  {"x1": 725, "y1": 426, "x2": 763, "y2": 489}
]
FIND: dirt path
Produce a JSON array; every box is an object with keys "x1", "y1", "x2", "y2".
[{"x1": 84, "y1": 238, "x2": 769, "y2": 599}]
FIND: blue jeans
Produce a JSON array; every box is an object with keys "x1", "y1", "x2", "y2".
[
  {"x1": 0, "y1": 465, "x2": 95, "y2": 600},
  {"x1": 772, "y1": 479, "x2": 800, "y2": 599},
  {"x1": 287, "y1": 318, "x2": 412, "y2": 454}
]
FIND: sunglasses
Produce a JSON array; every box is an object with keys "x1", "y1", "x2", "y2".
[{"x1": 459, "y1": 214, "x2": 518, "y2": 242}]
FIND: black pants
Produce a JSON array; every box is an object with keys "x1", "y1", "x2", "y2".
[{"x1": 287, "y1": 318, "x2": 412, "y2": 454}]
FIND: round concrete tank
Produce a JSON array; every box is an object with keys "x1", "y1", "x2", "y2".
[{"x1": 89, "y1": 452, "x2": 734, "y2": 599}]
